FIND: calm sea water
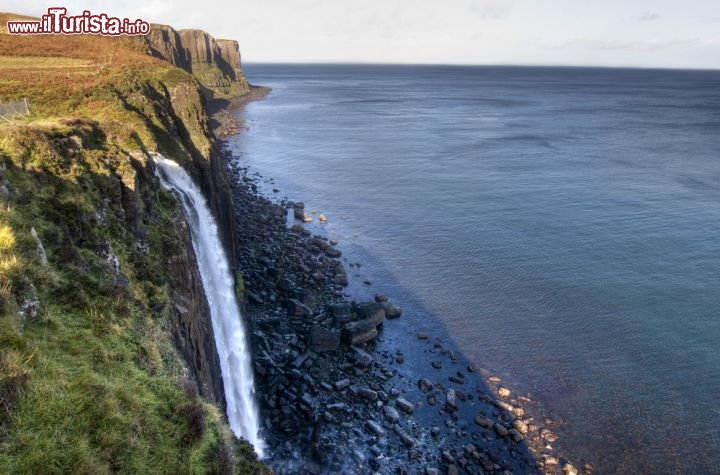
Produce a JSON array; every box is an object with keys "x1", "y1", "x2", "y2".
[{"x1": 227, "y1": 65, "x2": 720, "y2": 473}]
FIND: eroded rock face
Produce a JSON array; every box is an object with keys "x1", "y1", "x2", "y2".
[{"x1": 144, "y1": 25, "x2": 249, "y2": 97}]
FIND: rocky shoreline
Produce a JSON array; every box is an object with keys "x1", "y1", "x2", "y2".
[{"x1": 216, "y1": 96, "x2": 583, "y2": 474}]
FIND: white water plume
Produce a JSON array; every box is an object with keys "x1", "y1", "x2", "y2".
[{"x1": 153, "y1": 154, "x2": 264, "y2": 457}]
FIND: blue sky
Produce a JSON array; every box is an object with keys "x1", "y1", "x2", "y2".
[{"x1": 5, "y1": 0, "x2": 720, "y2": 68}]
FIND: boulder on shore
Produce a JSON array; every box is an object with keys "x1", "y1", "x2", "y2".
[
  {"x1": 308, "y1": 326, "x2": 340, "y2": 353},
  {"x1": 342, "y1": 319, "x2": 379, "y2": 345}
]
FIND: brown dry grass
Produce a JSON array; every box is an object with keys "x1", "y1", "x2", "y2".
[{"x1": 0, "y1": 12, "x2": 174, "y2": 118}]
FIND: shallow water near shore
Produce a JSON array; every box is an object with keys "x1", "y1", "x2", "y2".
[{"x1": 227, "y1": 64, "x2": 720, "y2": 473}]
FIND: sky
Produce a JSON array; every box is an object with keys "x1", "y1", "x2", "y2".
[{"x1": 4, "y1": 0, "x2": 720, "y2": 69}]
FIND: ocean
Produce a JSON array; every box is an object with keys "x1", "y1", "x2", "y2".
[{"x1": 226, "y1": 64, "x2": 720, "y2": 473}]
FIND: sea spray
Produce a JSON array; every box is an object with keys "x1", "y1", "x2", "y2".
[{"x1": 153, "y1": 154, "x2": 265, "y2": 457}]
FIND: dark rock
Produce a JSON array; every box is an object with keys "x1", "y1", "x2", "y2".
[
  {"x1": 342, "y1": 320, "x2": 378, "y2": 345},
  {"x1": 474, "y1": 414, "x2": 494, "y2": 429},
  {"x1": 374, "y1": 293, "x2": 388, "y2": 303},
  {"x1": 365, "y1": 420, "x2": 385, "y2": 437},
  {"x1": 334, "y1": 379, "x2": 351, "y2": 391},
  {"x1": 418, "y1": 378, "x2": 434, "y2": 392},
  {"x1": 385, "y1": 305, "x2": 402, "y2": 318},
  {"x1": 287, "y1": 298, "x2": 312, "y2": 317},
  {"x1": 330, "y1": 302, "x2": 353, "y2": 324},
  {"x1": 325, "y1": 247, "x2": 342, "y2": 258},
  {"x1": 395, "y1": 397, "x2": 415, "y2": 414},
  {"x1": 383, "y1": 405, "x2": 400, "y2": 423},
  {"x1": 293, "y1": 202, "x2": 306, "y2": 220},
  {"x1": 431, "y1": 361, "x2": 442, "y2": 369},
  {"x1": 431, "y1": 426, "x2": 440, "y2": 437},
  {"x1": 353, "y1": 302, "x2": 386, "y2": 327},
  {"x1": 494, "y1": 423, "x2": 509, "y2": 437},
  {"x1": 358, "y1": 388, "x2": 379, "y2": 402},
  {"x1": 308, "y1": 326, "x2": 340, "y2": 353},
  {"x1": 509, "y1": 428, "x2": 524, "y2": 443},
  {"x1": 351, "y1": 346, "x2": 374, "y2": 368},
  {"x1": 394, "y1": 427, "x2": 416, "y2": 448},
  {"x1": 245, "y1": 291, "x2": 265, "y2": 308},
  {"x1": 327, "y1": 402, "x2": 346, "y2": 411},
  {"x1": 334, "y1": 273, "x2": 349, "y2": 286}
]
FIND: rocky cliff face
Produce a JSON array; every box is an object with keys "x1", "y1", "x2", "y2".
[{"x1": 145, "y1": 25, "x2": 250, "y2": 98}]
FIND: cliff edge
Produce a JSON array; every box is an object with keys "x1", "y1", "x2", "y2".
[
  {"x1": 145, "y1": 24, "x2": 250, "y2": 99},
  {"x1": 0, "y1": 12, "x2": 265, "y2": 473}
]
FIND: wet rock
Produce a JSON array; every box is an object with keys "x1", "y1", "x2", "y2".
[
  {"x1": 287, "y1": 298, "x2": 312, "y2": 317},
  {"x1": 445, "y1": 389, "x2": 457, "y2": 410},
  {"x1": 512, "y1": 420, "x2": 528, "y2": 434},
  {"x1": 246, "y1": 291, "x2": 264, "y2": 305},
  {"x1": 293, "y1": 202, "x2": 306, "y2": 220},
  {"x1": 331, "y1": 302, "x2": 353, "y2": 324},
  {"x1": 385, "y1": 305, "x2": 402, "y2": 318},
  {"x1": 308, "y1": 326, "x2": 340, "y2": 353},
  {"x1": 342, "y1": 320, "x2": 378, "y2": 345},
  {"x1": 327, "y1": 402, "x2": 346, "y2": 411},
  {"x1": 431, "y1": 361, "x2": 442, "y2": 369},
  {"x1": 383, "y1": 405, "x2": 400, "y2": 423},
  {"x1": 358, "y1": 388, "x2": 379, "y2": 402},
  {"x1": 425, "y1": 469, "x2": 439, "y2": 475},
  {"x1": 353, "y1": 302, "x2": 386, "y2": 327},
  {"x1": 431, "y1": 426, "x2": 440, "y2": 437},
  {"x1": 416, "y1": 332, "x2": 429, "y2": 340},
  {"x1": 474, "y1": 414, "x2": 494, "y2": 429},
  {"x1": 563, "y1": 463, "x2": 578, "y2": 475},
  {"x1": 334, "y1": 273, "x2": 349, "y2": 286},
  {"x1": 351, "y1": 346, "x2": 374, "y2": 368},
  {"x1": 334, "y1": 379, "x2": 351, "y2": 391},
  {"x1": 394, "y1": 427, "x2": 416, "y2": 448},
  {"x1": 418, "y1": 378, "x2": 434, "y2": 392},
  {"x1": 395, "y1": 397, "x2": 415, "y2": 414},
  {"x1": 508, "y1": 428, "x2": 524, "y2": 443},
  {"x1": 541, "y1": 429, "x2": 558, "y2": 442},
  {"x1": 494, "y1": 423, "x2": 509, "y2": 437},
  {"x1": 494, "y1": 400, "x2": 513, "y2": 412},
  {"x1": 374, "y1": 294, "x2": 388, "y2": 303},
  {"x1": 365, "y1": 420, "x2": 385, "y2": 437}
]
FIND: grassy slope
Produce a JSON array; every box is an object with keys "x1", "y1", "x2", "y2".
[{"x1": 0, "y1": 12, "x2": 267, "y2": 474}]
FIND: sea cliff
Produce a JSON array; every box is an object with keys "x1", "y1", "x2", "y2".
[{"x1": 0, "y1": 13, "x2": 265, "y2": 473}]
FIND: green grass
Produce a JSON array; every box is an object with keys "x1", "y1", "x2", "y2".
[
  {"x1": 0, "y1": 102, "x2": 267, "y2": 475},
  {"x1": 0, "y1": 16, "x2": 267, "y2": 472}
]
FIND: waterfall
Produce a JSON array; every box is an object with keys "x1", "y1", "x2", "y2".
[{"x1": 153, "y1": 155, "x2": 264, "y2": 458}]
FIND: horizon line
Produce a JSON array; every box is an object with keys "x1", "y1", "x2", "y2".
[{"x1": 242, "y1": 61, "x2": 720, "y2": 73}]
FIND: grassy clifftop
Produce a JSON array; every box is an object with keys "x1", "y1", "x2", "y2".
[{"x1": 0, "y1": 12, "x2": 267, "y2": 474}]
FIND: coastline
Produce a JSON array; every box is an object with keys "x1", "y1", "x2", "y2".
[
  {"x1": 216, "y1": 92, "x2": 582, "y2": 474},
  {"x1": 207, "y1": 86, "x2": 272, "y2": 139}
]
